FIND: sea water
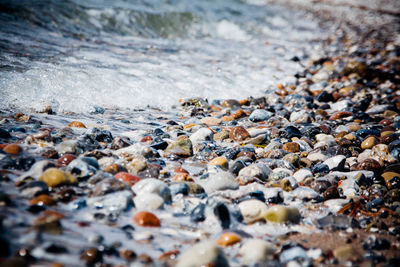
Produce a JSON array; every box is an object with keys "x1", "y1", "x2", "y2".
[{"x1": 0, "y1": 0, "x2": 327, "y2": 113}]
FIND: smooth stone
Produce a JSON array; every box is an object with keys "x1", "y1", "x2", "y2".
[
  {"x1": 240, "y1": 239, "x2": 274, "y2": 265},
  {"x1": 208, "y1": 156, "x2": 229, "y2": 171},
  {"x1": 57, "y1": 154, "x2": 76, "y2": 167},
  {"x1": 293, "y1": 169, "x2": 313, "y2": 182},
  {"x1": 361, "y1": 136, "x2": 377, "y2": 149},
  {"x1": 135, "y1": 193, "x2": 164, "y2": 210},
  {"x1": 232, "y1": 109, "x2": 247, "y2": 120},
  {"x1": 280, "y1": 177, "x2": 298, "y2": 192},
  {"x1": 176, "y1": 242, "x2": 228, "y2": 267},
  {"x1": 20, "y1": 181, "x2": 48, "y2": 198},
  {"x1": 67, "y1": 157, "x2": 99, "y2": 179},
  {"x1": 133, "y1": 211, "x2": 160, "y2": 227},
  {"x1": 3, "y1": 144, "x2": 22, "y2": 155},
  {"x1": 196, "y1": 171, "x2": 238, "y2": 193},
  {"x1": 323, "y1": 155, "x2": 346, "y2": 170},
  {"x1": 307, "y1": 151, "x2": 328, "y2": 162},
  {"x1": 229, "y1": 126, "x2": 250, "y2": 141},
  {"x1": 249, "y1": 109, "x2": 273, "y2": 122},
  {"x1": 333, "y1": 245, "x2": 359, "y2": 261},
  {"x1": 17, "y1": 160, "x2": 55, "y2": 182},
  {"x1": 68, "y1": 121, "x2": 86, "y2": 128},
  {"x1": 200, "y1": 116, "x2": 222, "y2": 126},
  {"x1": 213, "y1": 129, "x2": 230, "y2": 141},
  {"x1": 238, "y1": 163, "x2": 271, "y2": 182},
  {"x1": 282, "y1": 142, "x2": 300, "y2": 153},
  {"x1": 268, "y1": 168, "x2": 293, "y2": 181},
  {"x1": 280, "y1": 246, "x2": 308, "y2": 263},
  {"x1": 29, "y1": 194, "x2": 55, "y2": 206},
  {"x1": 190, "y1": 128, "x2": 213, "y2": 142},
  {"x1": 132, "y1": 178, "x2": 171, "y2": 202},
  {"x1": 87, "y1": 190, "x2": 133, "y2": 213},
  {"x1": 291, "y1": 186, "x2": 320, "y2": 200},
  {"x1": 215, "y1": 232, "x2": 241, "y2": 247},
  {"x1": 115, "y1": 172, "x2": 141, "y2": 186},
  {"x1": 283, "y1": 153, "x2": 300, "y2": 167},
  {"x1": 55, "y1": 140, "x2": 80, "y2": 154},
  {"x1": 263, "y1": 205, "x2": 300, "y2": 223},
  {"x1": 169, "y1": 183, "x2": 189, "y2": 196},
  {"x1": 165, "y1": 137, "x2": 193, "y2": 156},
  {"x1": 90, "y1": 177, "x2": 128, "y2": 197},
  {"x1": 238, "y1": 199, "x2": 268, "y2": 224},
  {"x1": 127, "y1": 155, "x2": 147, "y2": 174},
  {"x1": 289, "y1": 110, "x2": 311, "y2": 124},
  {"x1": 330, "y1": 100, "x2": 353, "y2": 112},
  {"x1": 39, "y1": 168, "x2": 77, "y2": 187}
]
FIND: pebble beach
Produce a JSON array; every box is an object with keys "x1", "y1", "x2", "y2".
[{"x1": 1, "y1": 0, "x2": 400, "y2": 266}]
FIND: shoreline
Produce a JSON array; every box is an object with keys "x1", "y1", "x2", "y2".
[{"x1": 1, "y1": 1, "x2": 400, "y2": 266}]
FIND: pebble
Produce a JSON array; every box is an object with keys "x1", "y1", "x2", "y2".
[
  {"x1": 39, "y1": 168, "x2": 77, "y2": 187},
  {"x1": 68, "y1": 121, "x2": 86, "y2": 128},
  {"x1": 135, "y1": 193, "x2": 164, "y2": 210},
  {"x1": 176, "y1": 242, "x2": 228, "y2": 267},
  {"x1": 3, "y1": 144, "x2": 22, "y2": 155},
  {"x1": 29, "y1": 194, "x2": 55, "y2": 206},
  {"x1": 196, "y1": 171, "x2": 238, "y2": 193},
  {"x1": 115, "y1": 172, "x2": 140, "y2": 186},
  {"x1": 229, "y1": 126, "x2": 250, "y2": 141},
  {"x1": 208, "y1": 156, "x2": 229, "y2": 170},
  {"x1": 67, "y1": 157, "x2": 99, "y2": 179},
  {"x1": 215, "y1": 232, "x2": 241, "y2": 247},
  {"x1": 240, "y1": 239, "x2": 274, "y2": 265},
  {"x1": 263, "y1": 205, "x2": 300, "y2": 223},
  {"x1": 333, "y1": 245, "x2": 359, "y2": 262},
  {"x1": 361, "y1": 136, "x2": 378, "y2": 149},
  {"x1": 133, "y1": 211, "x2": 161, "y2": 227},
  {"x1": 282, "y1": 142, "x2": 300, "y2": 153},
  {"x1": 238, "y1": 199, "x2": 268, "y2": 224},
  {"x1": 189, "y1": 127, "x2": 213, "y2": 142},
  {"x1": 132, "y1": 178, "x2": 171, "y2": 202},
  {"x1": 249, "y1": 109, "x2": 273, "y2": 122},
  {"x1": 323, "y1": 155, "x2": 346, "y2": 170}
]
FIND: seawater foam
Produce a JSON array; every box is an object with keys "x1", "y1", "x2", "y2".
[{"x1": 0, "y1": 0, "x2": 329, "y2": 114}]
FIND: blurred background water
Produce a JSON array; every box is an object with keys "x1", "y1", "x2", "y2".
[{"x1": 0, "y1": 0, "x2": 326, "y2": 113}]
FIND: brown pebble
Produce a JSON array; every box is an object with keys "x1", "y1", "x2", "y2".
[
  {"x1": 232, "y1": 110, "x2": 247, "y2": 120},
  {"x1": 329, "y1": 111, "x2": 353, "y2": 120},
  {"x1": 323, "y1": 186, "x2": 340, "y2": 200},
  {"x1": 105, "y1": 164, "x2": 127, "y2": 174},
  {"x1": 355, "y1": 158, "x2": 382, "y2": 174},
  {"x1": 172, "y1": 173, "x2": 193, "y2": 182},
  {"x1": 68, "y1": 121, "x2": 86, "y2": 128},
  {"x1": 115, "y1": 172, "x2": 141, "y2": 186},
  {"x1": 120, "y1": 249, "x2": 137, "y2": 261},
  {"x1": 200, "y1": 117, "x2": 222, "y2": 126},
  {"x1": 3, "y1": 144, "x2": 22, "y2": 155},
  {"x1": 56, "y1": 154, "x2": 76, "y2": 167},
  {"x1": 282, "y1": 142, "x2": 300, "y2": 153},
  {"x1": 138, "y1": 254, "x2": 153, "y2": 264},
  {"x1": 80, "y1": 248, "x2": 102, "y2": 265},
  {"x1": 379, "y1": 119, "x2": 392, "y2": 126},
  {"x1": 158, "y1": 250, "x2": 180, "y2": 261},
  {"x1": 221, "y1": 99, "x2": 241, "y2": 108},
  {"x1": 215, "y1": 232, "x2": 242, "y2": 247},
  {"x1": 229, "y1": 126, "x2": 250, "y2": 141},
  {"x1": 29, "y1": 194, "x2": 55, "y2": 206},
  {"x1": 209, "y1": 156, "x2": 229, "y2": 170},
  {"x1": 361, "y1": 136, "x2": 377, "y2": 150},
  {"x1": 133, "y1": 211, "x2": 161, "y2": 227}
]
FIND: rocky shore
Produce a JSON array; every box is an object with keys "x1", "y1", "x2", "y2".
[{"x1": 1, "y1": 1, "x2": 400, "y2": 266}]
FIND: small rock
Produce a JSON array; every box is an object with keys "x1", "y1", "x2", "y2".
[
  {"x1": 208, "y1": 156, "x2": 229, "y2": 170},
  {"x1": 282, "y1": 142, "x2": 300, "y2": 153},
  {"x1": 229, "y1": 126, "x2": 250, "y2": 141},
  {"x1": 190, "y1": 128, "x2": 213, "y2": 142},
  {"x1": 196, "y1": 171, "x2": 238, "y2": 193},
  {"x1": 361, "y1": 136, "x2": 378, "y2": 150},
  {"x1": 133, "y1": 211, "x2": 161, "y2": 227},
  {"x1": 249, "y1": 109, "x2": 273, "y2": 122},
  {"x1": 115, "y1": 172, "x2": 140, "y2": 186},
  {"x1": 176, "y1": 242, "x2": 228, "y2": 267},
  {"x1": 215, "y1": 232, "x2": 241, "y2": 247},
  {"x1": 3, "y1": 144, "x2": 22, "y2": 155},
  {"x1": 263, "y1": 205, "x2": 300, "y2": 223},
  {"x1": 80, "y1": 248, "x2": 102, "y2": 265},
  {"x1": 68, "y1": 121, "x2": 86, "y2": 128},
  {"x1": 29, "y1": 194, "x2": 55, "y2": 206},
  {"x1": 135, "y1": 193, "x2": 164, "y2": 210},
  {"x1": 238, "y1": 199, "x2": 268, "y2": 224},
  {"x1": 132, "y1": 178, "x2": 171, "y2": 202},
  {"x1": 323, "y1": 155, "x2": 346, "y2": 170},
  {"x1": 200, "y1": 117, "x2": 221, "y2": 126},
  {"x1": 39, "y1": 168, "x2": 77, "y2": 187},
  {"x1": 240, "y1": 239, "x2": 274, "y2": 265},
  {"x1": 333, "y1": 244, "x2": 359, "y2": 262}
]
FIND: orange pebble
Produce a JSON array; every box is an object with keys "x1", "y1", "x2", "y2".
[
  {"x1": 3, "y1": 143, "x2": 22, "y2": 155},
  {"x1": 215, "y1": 232, "x2": 241, "y2": 247},
  {"x1": 29, "y1": 194, "x2": 56, "y2": 206},
  {"x1": 133, "y1": 211, "x2": 161, "y2": 227},
  {"x1": 68, "y1": 121, "x2": 86, "y2": 128},
  {"x1": 115, "y1": 172, "x2": 140, "y2": 186}
]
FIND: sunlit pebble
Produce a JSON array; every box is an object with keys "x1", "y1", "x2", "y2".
[
  {"x1": 133, "y1": 211, "x2": 161, "y2": 227},
  {"x1": 3, "y1": 143, "x2": 22, "y2": 155},
  {"x1": 215, "y1": 232, "x2": 242, "y2": 247},
  {"x1": 29, "y1": 194, "x2": 55, "y2": 206},
  {"x1": 68, "y1": 121, "x2": 86, "y2": 128},
  {"x1": 56, "y1": 154, "x2": 76, "y2": 167},
  {"x1": 115, "y1": 172, "x2": 141, "y2": 186}
]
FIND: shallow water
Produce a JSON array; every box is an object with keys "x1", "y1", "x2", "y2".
[{"x1": 0, "y1": 0, "x2": 326, "y2": 113}]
